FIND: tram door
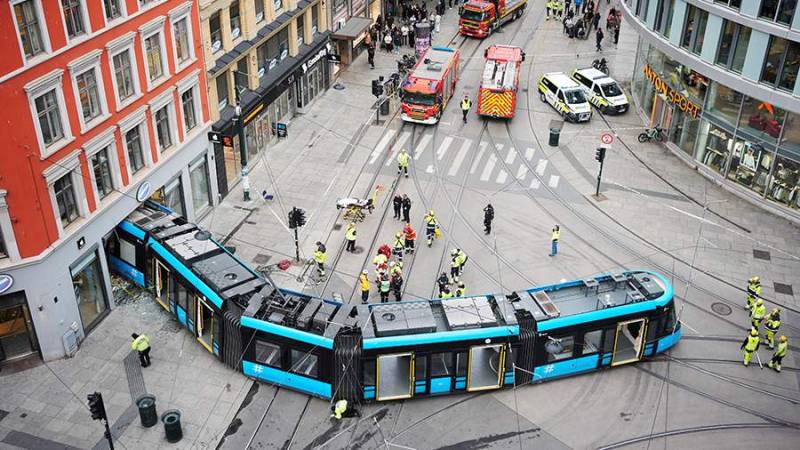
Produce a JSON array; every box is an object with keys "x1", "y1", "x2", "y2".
[
  {"x1": 196, "y1": 297, "x2": 215, "y2": 353},
  {"x1": 611, "y1": 319, "x2": 647, "y2": 366},
  {"x1": 376, "y1": 353, "x2": 414, "y2": 401},
  {"x1": 153, "y1": 260, "x2": 170, "y2": 311},
  {"x1": 467, "y1": 344, "x2": 505, "y2": 391}
]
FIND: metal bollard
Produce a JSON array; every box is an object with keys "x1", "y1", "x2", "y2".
[
  {"x1": 161, "y1": 409, "x2": 183, "y2": 443},
  {"x1": 136, "y1": 394, "x2": 158, "y2": 428}
]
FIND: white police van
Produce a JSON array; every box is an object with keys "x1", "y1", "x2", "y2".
[
  {"x1": 537, "y1": 72, "x2": 592, "y2": 123},
  {"x1": 570, "y1": 68, "x2": 629, "y2": 114}
]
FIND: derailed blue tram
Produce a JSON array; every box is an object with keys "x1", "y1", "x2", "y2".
[{"x1": 110, "y1": 204, "x2": 680, "y2": 402}]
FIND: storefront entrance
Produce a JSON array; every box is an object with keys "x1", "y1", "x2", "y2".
[
  {"x1": 71, "y1": 251, "x2": 110, "y2": 333},
  {"x1": 0, "y1": 291, "x2": 39, "y2": 362}
]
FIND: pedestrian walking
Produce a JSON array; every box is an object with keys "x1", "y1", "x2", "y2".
[
  {"x1": 546, "y1": 0, "x2": 555, "y2": 19},
  {"x1": 401, "y1": 24, "x2": 409, "y2": 46},
  {"x1": 359, "y1": 271, "x2": 370, "y2": 303},
  {"x1": 592, "y1": 11, "x2": 600, "y2": 30},
  {"x1": 740, "y1": 328, "x2": 760, "y2": 366},
  {"x1": 751, "y1": 298, "x2": 767, "y2": 331},
  {"x1": 367, "y1": 43, "x2": 375, "y2": 69},
  {"x1": 393, "y1": 194, "x2": 403, "y2": 220},
  {"x1": 402, "y1": 194, "x2": 412, "y2": 223},
  {"x1": 393, "y1": 232, "x2": 405, "y2": 262},
  {"x1": 403, "y1": 223, "x2": 416, "y2": 253},
  {"x1": 483, "y1": 203, "x2": 494, "y2": 234},
  {"x1": 345, "y1": 222, "x2": 357, "y2": 252},
  {"x1": 460, "y1": 95, "x2": 471, "y2": 123},
  {"x1": 746, "y1": 276, "x2": 761, "y2": 310},
  {"x1": 450, "y1": 249, "x2": 461, "y2": 282},
  {"x1": 557, "y1": 0, "x2": 565, "y2": 18},
  {"x1": 379, "y1": 274, "x2": 391, "y2": 302},
  {"x1": 397, "y1": 148, "x2": 410, "y2": 177},
  {"x1": 131, "y1": 333, "x2": 152, "y2": 367},
  {"x1": 549, "y1": 225, "x2": 560, "y2": 256},
  {"x1": 613, "y1": 24, "x2": 620, "y2": 45},
  {"x1": 764, "y1": 308, "x2": 781, "y2": 349},
  {"x1": 438, "y1": 271, "x2": 450, "y2": 296},
  {"x1": 391, "y1": 272, "x2": 403, "y2": 302},
  {"x1": 424, "y1": 210, "x2": 438, "y2": 247},
  {"x1": 314, "y1": 242, "x2": 327, "y2": 277},
  {"x1": 595, "y1": 27, "x2": 604, "y2": 51},
  {"x1": 383, "y1": 32, "x2": 393, "y2": 52},
  {"x1": 455, "y1": 282, "x2": 465, "y2": 297},
  {"x1": 768, "y1": 336, "x2": 788, "y2": 372}
]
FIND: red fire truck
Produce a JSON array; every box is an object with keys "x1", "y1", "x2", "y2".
[
  {"x1": 459, "y1": 0, "x2": 527, "y2": 38},
  {"x1": 477, "y1": 45, "x2": 524, "y2": 119},
  {"x1": 400, "y1": 47, "x2": 461, "y2": 125}
]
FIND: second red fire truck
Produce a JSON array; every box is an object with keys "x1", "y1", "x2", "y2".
[
  {"x1": 477, "y1": 45, "x2": 524, "y2": 119},
  {"x1": 400, "y1": 47, "x2": 461, "y2": 125},
  {"x1": 459, "y1": 0, "x2": 527, "y2": 38}
]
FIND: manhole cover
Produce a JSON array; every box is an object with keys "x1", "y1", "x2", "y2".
[
  {"x1": 711, "y1": 302, "x2": 732, "y2": 316},
  {"x1": 333, "y1": 83, "x2": 345, "y2": 90}
]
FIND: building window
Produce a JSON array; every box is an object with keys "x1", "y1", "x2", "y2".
[
  {"x1": 636, "y1": 0, "x2": 649, "y2": 18},
  {"x1": 154, "y1": 105, "x2": 173, "y2": 151},
  {"x1": 257, "y1": 43, "x2": 268, "y2": 77},
  {"x1": 312, "y1": 5, "x2": 319, "y2": 34},
  {"x1": 297, "y1": 15, "x2": 305, "y2": 47},
  {"x1": 236, "y1": 58, "x2": 248, "y2": 93},
  {"x1": 333, "y1": 0, "x2": 346, "y2": 15},
  {"x1": 209, "y1": 12, "x2": 222, "y2": 53},
  {"x1": 761, "y1": 37, "x2": 800, "y2": 91},
  {"x1": 14, "y1": 0, "x2": 46, "y2": 59},
  {"x1": 681, "y1": 5, "x2": 708, "y2": 54},
  {"x1": 274, "y1": 0, "x2": 283, "y2": 13},
  {"x1": 71, "y1": 252, "x2": 110, "y2": 332},
  {"x1": 654, "y1": 0, "x2": 674, "y2": 36},
  {"x1": 35, "y1": 90, "x2": 65, "y2": 147},
  {"x1": 229, "y1": 1, "x2": 241, "y2": 38},
  {"x1": 172, "y1": 17, "x2": 192, "y2": 66},
  {"x1": 216, "y1": 74, "x2": 229, "y2": 108},
  {"x1": 716, "y1": 21, "x2": 751, "y2": 73},
  {"x1": 181, "y1": 87, "x2": 198, "y2": 132},
  {"x1": 54, "y1": 173, "x2": 79, "y2": 227},
  {"x1": 112, "y1": 50, "x2": 136, "y2": 102},
  {"x1": 713, "y1": 0, "x2": 741, "y2": 9},
  {"x1": 144, "y1": 33, "x2": 165, "y2": 83},
  {"x1": 62, "y1": 0, "x2": 86, "y2": 39},
  {"x1": 759, "y1": 0, "x2": 796, "y2": 25},
  {"x1": 255, "y1": 0, "x2": 265, "y2": 22},
  {"x1": 90, "y1": 148, "x2": 114, "y2": 200},
  {"x1": 160, "y1": 177, "x2": 185, "y2": 216},
  {"x1": 125, "y1": 126, "x2": 145, "y2": 173},
  {"x1": 265, "y1": 27, "x2": 290, "y2": 66},
  {"x1": 189, "y1": 156, "x2": 211, "y2": 213},
  {"x1": 76, "y1": 69, "x2": 102, "y2": 123},
  {"x1": 102, "y1": 0, "x2": 123, "y2": 22}
]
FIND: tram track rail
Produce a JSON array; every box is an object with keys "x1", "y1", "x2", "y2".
[{"x1": 595, "y1": 423, "x2": 790, "y2": 450}]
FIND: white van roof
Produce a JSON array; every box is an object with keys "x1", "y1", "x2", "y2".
[
  {"x1": 575, "y1": 67, "x2": 616, "y2": 85},
  {"x1": 544, "y1": 72, "x2": 581, "y2": 89}
]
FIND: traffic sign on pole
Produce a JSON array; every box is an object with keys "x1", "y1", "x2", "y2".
[{"x1": 600, "y1": 132, "x2": 614, "y2": 145}]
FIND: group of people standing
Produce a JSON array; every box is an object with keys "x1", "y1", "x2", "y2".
[
  {"x1": 740, "y1": 276, "x2": 788, "y2": 372},
  {"x1": 548, "y1": 0, "x2": 621, "y2": 52}
]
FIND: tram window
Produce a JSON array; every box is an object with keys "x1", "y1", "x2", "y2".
[
  {"x1": 255, "y1": 340, "x2": 282, "y2": 367},
  {"x1": 663, "y1": 307, "x2": 676, "y2": 336},
  {"x1": 291, "y1": 349, "x2": 318, "y2": 378},
  {"x1": 175, "y1": 280, "x2": 189, "y2": 312},
  {"x1": 546, "y1": 336, "x2": 574, "y2": 362},
  {"x1": 581, "y1": 330, "x2": 603, "y2": 355},
  {"x1": 430, "y1": 353, "x2": 454, "y2": 377},
  {"x1": 602, "y1": 327, "x2": 617, "y2": 353},
  {"x1": 415, "y1": 355, "x2": 427, "y2": 380},
  {"x1": 646, "y1": 316, "x2": 662, "y2": 342},
  {"x1": 119, "y1": 238, "x2": 137, "y2": 266},
  {"x1": 505, "y1": 346, "x2": 516, "y2": 373},
  {"x1": 456, "y1": 352, "x2": 468, "y2": 377},
  {"x1": 364, "y1": 359, "x2": 376, "y2": 386}
]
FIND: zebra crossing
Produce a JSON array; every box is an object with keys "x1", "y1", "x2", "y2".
[{"x1": 366, "y1": 128, "x2": 564, "y2": 191}]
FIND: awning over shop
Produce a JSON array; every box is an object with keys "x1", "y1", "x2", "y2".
[{"x1": 331, "y1": 17, "x2": 372, "y2": 40}]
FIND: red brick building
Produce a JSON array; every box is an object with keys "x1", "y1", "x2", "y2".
[{"x1": 0, "y1": 0, "x2": 218, "y2": 363}]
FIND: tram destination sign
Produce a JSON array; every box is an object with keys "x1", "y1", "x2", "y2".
[{"x1": 642, "y1": 64, "x2": 701, "y2": 119}]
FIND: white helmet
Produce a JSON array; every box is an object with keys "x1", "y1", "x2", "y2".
[{"x1": 451, "y1": 249, "x2": 458, "y2": 255}]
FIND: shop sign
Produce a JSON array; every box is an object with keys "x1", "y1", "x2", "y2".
[
  {"x1": 328, "y1": 54, "x2": 342, "y2": 63},
  {"x1": 643, "y1": 64, "x2": 701, "y2": 119},
  {"x1": 275, "y1": 122, "x2": 288, "y2": 138},
  {"x1": 136, "y1": 181, "x2": 152, "y2": 202},
  {"x1": 303, "y1": 48, "x2": 329, "y2": 73},
  {"x1": 208, "y1": 131, "x2": 223, "y2": 144},
  {"x1": 0, "y1": 274, "x2": 13, "y2": 295}
]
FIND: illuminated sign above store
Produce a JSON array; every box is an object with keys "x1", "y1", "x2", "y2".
[{"x1": 643, "y1": 64, "x2": 701, "y2": 119}]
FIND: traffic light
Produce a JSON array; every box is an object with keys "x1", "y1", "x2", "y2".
[
  {"x1": 371, "y1": 79, "x2": 384, "y2": 97},
  {"x1": 87, "y1": 392, "x2": 107, "y2": 422},
  {"x1": 595, "y1": 147, "x2": 606, "y2": 163},
  {"x1": 288, "y1": 207, "x2": 307, "y2": 229}
]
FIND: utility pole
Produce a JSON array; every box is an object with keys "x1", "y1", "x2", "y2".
[
  {"x1": 594, "y1": 146, "x2": 607, "y2": 197},
  {"x1": 233, "y1": 70, "x2": 250, "y2": 201}
]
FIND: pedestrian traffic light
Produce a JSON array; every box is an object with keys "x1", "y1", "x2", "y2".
[
  {"x1": 288, "y1": 207, "x2": 307, "y2": 229},
  {"x1": 87, "y1": 392, "x2": 107, "y2": 422},
  {"x1": 372, "y1": 79, "x2": 383, "y2": 97},
  {"x1": 595, "y1": 147, "x2": 606, "y2": 163}
]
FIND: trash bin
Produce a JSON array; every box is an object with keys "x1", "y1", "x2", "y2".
[
  {"x1": 548, "y1": 120, "x2": 563, "y2": 147},
  {"x1": 136, "y1": 394, "x2": 158, "y2": 428},
  {"x1": 380, "y1": 98, "x2": 390, "y2": 115},
  {"x1": 161, "y1": 410, "x2": 183, "y2": 443}
]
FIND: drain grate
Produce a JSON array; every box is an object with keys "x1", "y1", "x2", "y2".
[
  {"x1": 753, "y1": 249, "x2": 771, "y2": 261},
  {"x1": 711, "y1": 302, "x2": 732, "y2": 316},
  {"x1": 774, "y1": 282, "x2": 794, "y2": 296},
  {"x1": 253, "y1": 254, "x2": 271, "y2": 265}
]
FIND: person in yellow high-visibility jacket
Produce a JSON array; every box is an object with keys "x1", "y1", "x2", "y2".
[
  {"x1": 345, "y1": 223, "x2": 357, "y2": 252},
  {"x1": 746, "y1": 276, "x2": 761, "y2": 310},
  {"x1": 313, "y1": 242, "x2": 327, "y2": 277},
  {"x1": 740, "y1": 328, "x2": 760, "y2": 366},
  {"x1": 750, "y1": 298, "x2": 767, "y2": 331},
  {"x1": 397, "y1": 149, "x2": 410, "y2": 177},
  {"x1": 763, "y1": 308, "x2": 781, "y2": 349},
  {"x1": 768, "y1": 336, "x2": 788, "y2": 372},
  {"x1": 359, "y1": 271, "x2": 370, "y2": 304},
  {"x1": 131, "y1": 333, "x2": 151, "y2": 367},
  {"x1": 549, "y1": 225, "x2": 560, "y2": 256}
]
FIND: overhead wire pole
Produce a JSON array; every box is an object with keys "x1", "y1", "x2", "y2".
[{"x1": 233, "y1": 69, "x2": 251, "y2": 201}]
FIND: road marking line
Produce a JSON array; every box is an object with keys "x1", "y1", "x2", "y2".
[
  {"x1": 384, "y1": 131, "x2": 411, "y2": 166},
  {"x1": 369, "y1": 129, "x2": 398, "y2": 164},
  {"x1": 530, "y1": 178, "x2": 541, "y2": 189},
  {"x1": 536, "y1": 159, "x2": 548, "y2": 176},
  {"x1": 413, "y1": 134, "x2": 432, "y2": 160},
  {"x1": 496, "y1": 169, "x2": 508, "y2": 184},
  {"x1": 426, "y1": 165, "x2": 434, "y2": 173},
  {"x1": 548, "y1": 175, "x2": 560, "y2": 188},
  {"x1": 480, "y1": 154, "x2": 497, "y2": 182},
  {"x1": 495, "y1": 143, "x2": 504, "y2": 152},
  {"x1": 470, "y1": 142, "x2": 488, "y2": 174},
  {"x1": 436, "y1": 136, "x2": 454, "y2": 160},
  {"x1": 516, "y1": 165, "x2": 528, "y2": 180},
  {"x1": 525, "y1": 147, "x2": 535, "y2": 160},
  {"x1": 448, "y1": 139, "x2": 471, "y2": 176},
  {"x1": 505, "y1": 147, "x2": 516, "y2": 165}
]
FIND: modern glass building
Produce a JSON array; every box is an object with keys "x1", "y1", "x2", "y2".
[{"x1": 623, "y1": 0, "x2": 800, "y2": 221}]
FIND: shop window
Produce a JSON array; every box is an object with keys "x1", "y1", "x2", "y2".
[
  {"x1": 759, "y1": 0, "x2": 796, "y2": 25},
  {"x1": 713, "y1": 0, "x2": 741, "y2": 9},
  {"x1": 0, "y1": 300, "x2": 39, "y2": 361},
  {"x1": 152, "y1": 176, "x2": 185, "y2": 216},
  {"x1": 290, "y1": 349, "x2": 318, "y2": 377},
  {"x1": 71, "y1": 251, "x2": 110, "y2": 331},
  {"x1": 716, "y1": 21, "x2": 751, "y2": 73},
  {"x1": 739, "y1": 96, "x2": 785, "y2": 144},
  {"x1": 546, "y1": 336, "x2": 574, "y2": 362},
  {"x1": 581, "y1": 330, "x2": 603, "y2": 355},
  {"x1": 726, "y1": 140, "x2": 774, "y2": 194},
  {"x1": 767, "y1": 153, "x2": 800, "y2": 208},
  {"x1": 705, "y1": 82, "x2": 743, "y2": 128},
  {"x1": 695, "y1": 120, "x2": 734, "y2": 175},
  {"x1": 430, "y1": 352, "x2": 453, "y2": 377},
  {"x1": 255, "y1": 340, "x2": 281, "y2": 367},
  {"x1": 189, "y1": 156, "x2": 211, "y2": 213}
]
